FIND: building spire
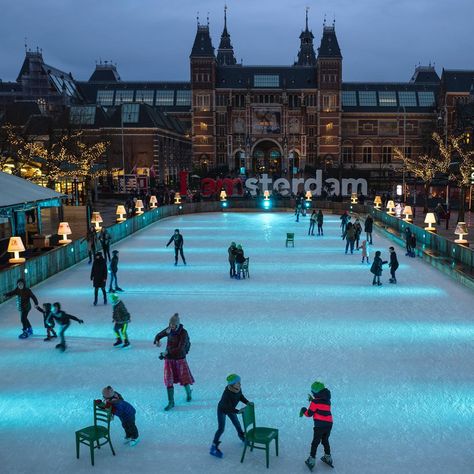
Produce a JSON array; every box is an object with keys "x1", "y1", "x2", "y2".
[
  {"x1": 305, "y1": 6, "x2": 309, "y2": 31},
  {"x1": 224, "y1": 4, "x2": 228, "y2": 32},
  {"x1": 295, "y1": 7, "x2": 316, "y2": 66},
  {"x1": 216, "y1": 4, "x2": 237, "y2": 65}
]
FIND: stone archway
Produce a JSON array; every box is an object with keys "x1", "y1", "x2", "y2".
[{"x1": 251, "y1": 139, "x2": 283, "y2": 175}]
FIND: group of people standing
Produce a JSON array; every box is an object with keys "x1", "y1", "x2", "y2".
[
  {"x1": 308, "y1": 210, "x2": 324, "y2": 236},
  {"x1": 227, "y1": 242, "x2": 247, "y2": 279}
]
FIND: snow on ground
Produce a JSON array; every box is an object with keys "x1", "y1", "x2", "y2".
[{"x1": 0, "y1": 211, "x2": 473, "y2": 474}]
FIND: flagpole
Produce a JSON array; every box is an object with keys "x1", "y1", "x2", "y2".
[{"x1": 121, "y1": 104, "x2": 125, "y2": 192}]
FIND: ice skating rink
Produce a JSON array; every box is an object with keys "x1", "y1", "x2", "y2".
[{"x1": 0, "y1": 212, "x2": 473, "y2": 474}]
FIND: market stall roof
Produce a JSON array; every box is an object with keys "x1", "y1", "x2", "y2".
[{"x1": 0, "y1": 172, "x2": 66, "y2": 209}]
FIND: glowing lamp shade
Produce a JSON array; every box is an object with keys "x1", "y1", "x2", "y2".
[
  {"x1": 351, "y1": 193, "x2": 358, "y2": 204},
  {"x1": 263, "y1": 190, "x2": 271, "y2": 200},
  {"x1": 374, "y1": 195, "x2": 382, "y2": 209},
  {"x1": 8, "y1": 236, "x2": 26, "y2": 264},
  {"x1": 454, "y1": 222, "x2": 469, "y2": 244},
  {"x1": 135, "y1": 199, "x2": 144, "y2": 215},
  {"x1": 305, "y1": 190, "x2": 312, "y2": 201},
  {"x1": 57, "y1": 222, "x2": 72, "y2": 244},
  {"x1": 116, "y1": 205, "x2": 127, "y2": 222},
  {"x1": 220, "y1": 190, "x2": 227, "y2": 202},
  {"x1": 403, "y1": 205, "x2": 413, "y2": 222},
  {"x1": 91, "y1": 212, "x2": 103, "y2": 231},
  {"x1": 174, "y1": 193, "x2": 182, "y2": 205},
  {"x1": 149, "y1": 195, "x2": 158, "y2": 209},
  {"x1": 386, "y1": 200, "x2": 395, "y2": 215},
  {"x1": 424, "y1": 212, "x2": 437, "y2": 232}
]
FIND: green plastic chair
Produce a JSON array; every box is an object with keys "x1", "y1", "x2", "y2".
[
  {"x1": 75, "y1": 402, "x2": 116, "y2": 466},
  {"x1": 242, "y1": 257, "x2": 250, "y2": 278},
  {"x1": 240, "y1": 403, "x2": 279, "y2": 469},
  {"x1": 286, "y1": 233, "x2": 295, "y2": 247}
]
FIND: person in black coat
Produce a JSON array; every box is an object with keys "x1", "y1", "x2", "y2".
[
  {"x1": 389, "y1": 246, "x2": 399, "y2": 283},
  {"x1": 49, "y1": 302, "x2": 84, "y2": 351},
  {"x1": 91, "y1": 252, "x2": 108, "y2": 305},
  {"x1": 409, "y1": 234, "x2": 417, "y2": 258},
  {"x1": 370, "y1": 251, "x2": 387, "y2": 286},
  {"x1": 364, "y1": 215, "x2": 374, "y2": 244},
  {"x1": 317, "y1": 210, "x2": 324, "y2": 236},
  {"x1": 4, "y1": 278, "x2": 40, "y2": 339},
  {"x1": 404, "y1": 227, "x2": 412, "y2": 256},
  {"x1": 166, "y1": 229, "x2": 186, "y2": 266},
  {"x1": 99, "y1": 228, "x2": 112, "y2": 262},
  {"x1": 210, "y1": 374, "x2": 253, "y2": 458},
  {"x1": 109, "y1": 250, "x2": 123, "y2": 292}
]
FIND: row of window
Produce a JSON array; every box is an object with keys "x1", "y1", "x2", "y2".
[
  {"x1": 96, "y1": 89, "x2": 191, "y2": 107},
  {"x1": 70, "y1": 104, "x2": 141, "y2": 124},
  {"x1": 342, "y1": 146, "x2": 412, "y2": 164},
  {"x1": 342, "y1": 90, "x2": 435, "y2": 107}
]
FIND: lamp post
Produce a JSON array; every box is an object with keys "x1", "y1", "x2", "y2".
[
  {"x1": 438, "y1": 104, "x2": 449, "y2": 207},
  {"x1": 397, "y1": 105, "x2": 407, "y2": 202}
]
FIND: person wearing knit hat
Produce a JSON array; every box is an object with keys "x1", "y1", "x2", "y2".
[
  {"x1": 154, "y1": 313, "x2": 194, "y2": 411},
  {"x1": 300, "y1": 381, "x2": 334, "y2": 470},
  {"x1": 210, "y1": 374, "x2": 253, "y2": 458},
  {"x1": 111, "y1": 293, "x2": 131, "y2": 348}
]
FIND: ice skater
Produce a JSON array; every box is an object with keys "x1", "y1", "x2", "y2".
[
  {"x1": 4, "y1": 278, "x2": 39, "y2": 339},
  {"x1": 370, "y1": 251, "x2": 387, "y2": 286},
  {"x1": 99, "y1": 227, "x2": 112, "y2": 262},
  {"x1": 317, "y1": 210, "x2": 324, "y2": 236},
  {"x1": 111, "y1": 293, "x2": 131, "y2": 347},
  {"x1": 235, "y1": 244, "x2": 246, "y2": 279},
  {"x1": 360, "y1": 239, "x2": 370, "y2": 263},
  {"x1": 91, "y1": 252, "x2": 108, "y2": 305},
  {"x1": 308, "y1": 211, "x2": 316, "y2": 235},
  {"x1": 96, "y1": 386, "x2": 139, "y2": 446},
  {"x1": 49, "y1": 302, "x2": 84, "y2": 351},
  {"x1": 109, "y1": 250, "x2": 123, "y2": 292},
  {"x1": 36, "y1": 302, "x2": 57, "y2": 341},
  {"x1": 388, "y1": 246, "x2": 399, "y2": 283},
  {"x1": 154, "y1": 313, "x2": 194, "y2": 411},
  {"x1": 300, "y1": 381, "x2": 334, "y2": 471},
  {"x1": 166, "y1": 229, "x2": 186, "y2": 266},
  {"x1": 340, "y1": 211, "x2": 349, "y2": 236},
  {"x1": 354, "y1": 218, "x2": 362, "y2": 250},
  {"x1": 210, "y1": 374, "x2": 253, "y2": 458},
  {"x1": 404, "y1": 227, "x2": 412, "y2": 256},
  {"x1": 364, "y1": 215, "x2": 373, "y2": 244},
  {"x1": 228, "y1": 242, "x2": 237, "y2": 278},
  {"x1": 84, "y1": 225, "x2": 97, "y2": 264},
  {"x1": 343, "y1": 222, "x2": 356, "y2": 254}
]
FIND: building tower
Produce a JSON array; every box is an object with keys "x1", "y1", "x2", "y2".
[
  {"x1": 295, "y1": 8, "x2": 316, "y2": 66},
  {"x1": 216, "y1": 6, "x2": 237, "y2": 66},
  {"x1": 190, "y1": 18, "x2": 216, "y2": 172},
  {"x1": 317, "y1": 21, "x2": 342, "y2": 169}
]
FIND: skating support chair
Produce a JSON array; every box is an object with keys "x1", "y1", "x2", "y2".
[
  {"x1": 242, "y1": 257, "x2": 250, "y2": 278},
  {"x1": 75, "y1": 402, "x2": 116, "y2": 466},
  {"x1": 286, "y1": 233, "x2": 294, "y2": 247},
  {"x1": 240, "y1": 403, "x2": 279, "y2": 469}
]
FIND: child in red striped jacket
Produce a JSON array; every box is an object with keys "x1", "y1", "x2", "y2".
[{"x1": 300, "y1": 381, "x2": 334, "y2": 471}]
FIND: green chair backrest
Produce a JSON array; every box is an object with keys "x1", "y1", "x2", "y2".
[
  {"x1": 241, "y1": 404, "x2": 256, "y2": 433},
  {"x1": 287, "y1": 233, "x2": 294, "y2": 239},
  {"x1": 243, "y1": 257, "x2": 249, "y2": 268},
  {"x1": 94, "y1": 403, "x2": 112, "y2": 429}
]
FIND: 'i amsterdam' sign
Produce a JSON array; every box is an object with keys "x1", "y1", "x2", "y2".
[{"x1": 183, "y1": 171, "x2": 368, "y2": 197}]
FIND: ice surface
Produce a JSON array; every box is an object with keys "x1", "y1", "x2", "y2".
[{"x1": 0, "y1": 212, "x2": 473, "y2": 473}]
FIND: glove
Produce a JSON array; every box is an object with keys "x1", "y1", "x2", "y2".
[
  {"x1": 79, "y1": 320, "x2": 84, "y2": 324},
  {"x1": 308, "y1": 393, "x2": 314, "y2": 402},
  {"x1": 299, "y1": 407, "x2": 306, "y2": 417},
  {"x1": 159, "y1": 352, "x2": 165, "y2": 360}
]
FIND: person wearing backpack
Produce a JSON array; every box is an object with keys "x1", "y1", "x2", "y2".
[
  {"x1": 111, "y1": 293, "x2": 131, "y2": 347},
  {"x1": 153, "y1": 313, "x2": 194, "y2": 411}
]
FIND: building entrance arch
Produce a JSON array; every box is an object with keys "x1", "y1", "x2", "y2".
[{"x1": 251, "y1": 139, "x2": 283, "y2": 175}]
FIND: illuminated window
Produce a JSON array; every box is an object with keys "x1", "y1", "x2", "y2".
[
  {"x1": 97, "y1": 90, "x2": 114, "y2": 105},
  {"x1": 200, "y1": 122, "x2": 208, "y2": 131},
  {"x1": 115, "y1": 90, "x2": 134, "y2": 104},
  {"x1": 135, "y1": 90, "x2": 154, "y2": 105},
  {"x1": 323, "y1": 95, "x2": 337, "y2": 111},
  {"x1": 176, "y1": 90, "x2": 191, "y2": 106},
  {"x1": 254, "y1": 75, "x2": 279, "y2": 88},
  {"x1": 398, "y1": 91, "x2": 417, "y2": 107},
  {"x1": 195, "y1": 94, "x2": 210, "y2": 110},
  {"x1": 122, "y1": 103, "x2": 139, "y2": 123},
  {"x1": 358, "y1": 91, "x2": 377, "y2": 107},
  {"x1": 378, "y1": 91, "x2": 397, "y2": 107},
  {"x1": 418, "y1": 91, "x2": 435, "y2": 106},
  {"x1": 342, "y1": 91, "x2": 357, "y2": 106},
  {"x1": 155, "y1": 90, "x2": 174, "y2": 106},
  {"x1": 326, "y1": 122, "x2": 334, "y2": 131}
]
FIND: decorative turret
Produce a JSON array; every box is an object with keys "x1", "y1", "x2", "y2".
[
  {"x1": 317, "y1": 22, "x2": 342, "y2": 59},
  {"x1": 190, "y1": 17, "x2": 215, "y2": 58},
  {"x1": 217, "y1": 5, "x2": 237, "y2": 66},
  {"x1": 295, "y1": 7, "x2": 316, "y2": 66}
]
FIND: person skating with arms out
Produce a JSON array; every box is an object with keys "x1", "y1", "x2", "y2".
[
  {"x1": 49, "y1": 302, "x2": 84, "y2": 351},
  {"x1": 300, "y1": 381, "x2": 334, "y2": 471},
  {"x1": 166, "y1": 228, "x2": 186, "y2": 266},
  {"x1": 210, "y1": 374, "x2": 253, "y2": 458},
  {"x1": 111, "y1": 293, "x2": 131, "y2": 347}
]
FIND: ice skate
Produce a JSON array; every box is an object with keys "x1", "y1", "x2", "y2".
[
  {"x1": 129, "y1": 438, "x2": 139, "y2": 447},
  {"x1": 43, "y1": 336, "x2": 52, "y2": 341},
  {"x1": 122, "y1": 339, "x2": 130, "y2": 348},
  {"x1": 113, "y1": 337, "x2": 123, "y2": 347},
  {"x1": 116, "y1": 287, "x2": 124, "y2": 292},
  {"x1": 27, "y1": 327, "x2": 33, "y2": 335},
  {"x1": 321, "y1": 454, "x2": 334, "y2": 468},
  {"x1": 210, "y1": 442, "x2": 223, "y2": 458},
  {"x1": 305, "y1": 456, "x2": 315, "y2": 471},
  {"x1": 124, "y1": 437, "x2": 131, "y2": 444},
  {"x1": 184, "y1": 384, "x2": 192, "y2": 402},
  {"x1": 164, "y1": 387, "x2": 175, "y2": 411},
  {"x1": 18, "y1": 330, "x2": 29, "y2": 339}
]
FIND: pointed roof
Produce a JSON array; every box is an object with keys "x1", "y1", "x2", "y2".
[
  {"x1": 409, "y1": 65, "x2": 440, "y2": 84},
  {"x1": 217, "y1": 5, "x2": 237, "y2": 66},
  {"x1": 317, "y1": 25, "x2": 342, "y2": 59},
  {"x1": 295, "y1": 8, "x2": 316, "y2": 66},
  {"x1": 190, "y1": 23, "x2": 215, "y2": 58},
  {"x1": 89, "y1": 63, "x2": 121, "y2": 82}
]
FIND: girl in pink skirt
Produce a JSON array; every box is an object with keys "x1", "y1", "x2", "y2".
[{"x1": 154, "y1": 313, "x2": 194, "y2": 410}]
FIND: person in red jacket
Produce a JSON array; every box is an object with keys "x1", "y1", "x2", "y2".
[
  {"x1": 300, "y1": 381, "x2": 334, "y2": 471},
  {"x1": 154, "y1": 313, "x2": 194, "y2": 411}
]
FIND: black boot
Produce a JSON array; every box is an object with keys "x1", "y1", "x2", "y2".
[
  {"x1": 184, "y1": 384, "x2": 192, "y2": 402},
  {"x1": 113, "y1": 337, "x2": 123, "y2": 347},
  {"x1": 164, "y1": 387, "x2": 175, "y2": 411}
]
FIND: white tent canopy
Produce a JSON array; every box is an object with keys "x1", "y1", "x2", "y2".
[{"x1": 0, "y1": 172, "x2": 65, "y2": 209}]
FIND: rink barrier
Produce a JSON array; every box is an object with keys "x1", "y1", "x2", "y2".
[{"x1": 370, "y1": 208, "x2": 474, "y2": 289}]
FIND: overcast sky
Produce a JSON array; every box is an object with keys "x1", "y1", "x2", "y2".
[{"x1": 1, "y1": 0, "x2": 473, "y2": 83}]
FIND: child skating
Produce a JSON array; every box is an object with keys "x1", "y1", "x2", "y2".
[
  {"x1": 300, "y1": 381, "x2": 334, "y2": 471},
  {"x1": 210, "y1": 374, "x2": 253, "y2": 458},
  {"x1": 49, "y1": 302, "x2": 84, "y2": 351},
  {"x1": 110, "y1": 293, "x2": 131, "y2": 347},
  {"x1": 96, "y1": 386, "x2": 139, "y2": 446},
  {"x1": 361, "y1": 239, "x2": 370, "y2": 264},
  {"x1": 36, "y1": 303, "x2": 57, "y2": 341}
]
